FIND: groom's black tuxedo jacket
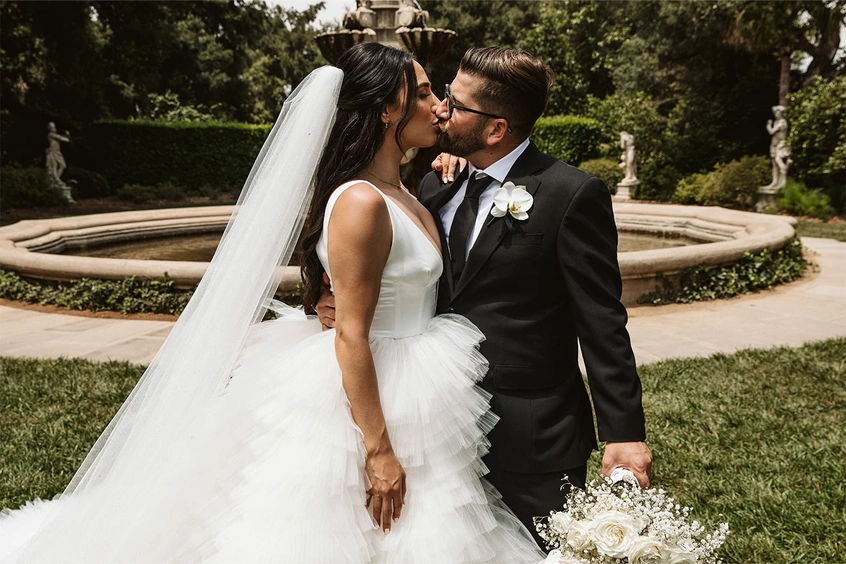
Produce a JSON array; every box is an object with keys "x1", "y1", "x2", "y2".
[{"x1": 419, "y1": 142, "x2": 646, "y2": 474}]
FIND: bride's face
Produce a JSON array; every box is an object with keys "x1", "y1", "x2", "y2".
[{"x1": 396, "y1": 61, "x2": 441, "y2": 150}]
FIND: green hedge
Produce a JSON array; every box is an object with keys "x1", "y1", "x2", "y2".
[
  {"x1": 87, "y1": 120, "x2": 272, "y2": 192},
  {"x1": 87, "y1": 117, "x2": 601, "y2": 194},
  {"x1": 0, "y1": 167, "x2": 68, "y2": 209},
  {"x1": 532, "y1": 115, "x2": 602, "y2": 166},
  {"x1": 672, "y1": 155, "x2": 770, "y2": 210}
]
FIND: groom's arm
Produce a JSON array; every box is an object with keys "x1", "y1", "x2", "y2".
[{"x1": 555, "y1": 175, "x2": 651, "y2": 484}]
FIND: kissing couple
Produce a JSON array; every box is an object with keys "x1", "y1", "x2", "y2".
[{"x1": 0, "y1": 43, "x2": 651, "y2": 562}]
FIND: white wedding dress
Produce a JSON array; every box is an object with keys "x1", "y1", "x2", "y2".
[{"x1": 0, "y1": 181, "x2": 544, "y2": 563}]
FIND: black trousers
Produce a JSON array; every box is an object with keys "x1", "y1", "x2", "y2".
[{"x1": 485, "y1": 463, "x2": 588, "y2": 551}]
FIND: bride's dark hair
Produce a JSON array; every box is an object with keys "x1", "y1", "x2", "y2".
[{"x1": 299, "y1": 42, "x2": 418, "y2": 312}]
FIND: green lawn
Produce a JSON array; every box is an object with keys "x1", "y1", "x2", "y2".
[
  {"x1": 3, "y1": 339, "x2": 845, "y2": 562},
  {"x1": 796, "y1": 218, "x2": 846, "y2": 242}
]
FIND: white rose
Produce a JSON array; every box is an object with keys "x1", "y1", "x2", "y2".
[
  {"x1": 626, "y1": 535, "x2": 671, "y2": 564},
  {"x1": 565, "y1": 519, "x2": 593, "y2": 552},
  {"x1": 589, "y1": 510, "x2": 640, "y2": 558},
  {"x1": 550, "y1": 511, "x2": 573, "y2": 536},
  {"x1": 666, "y1": 547, "x2": 698, "y2": 564}
]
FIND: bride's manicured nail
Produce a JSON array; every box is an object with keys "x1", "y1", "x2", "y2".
[{"x1": 384, "y1": 528, "x2": 390, "y2": 535}]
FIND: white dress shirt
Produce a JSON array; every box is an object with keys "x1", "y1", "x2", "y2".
[{"x1": 439, "y1": 138, "x2": 531, "y2": 260}]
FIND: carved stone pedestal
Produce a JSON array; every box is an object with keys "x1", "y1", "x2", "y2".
[
  {"x1": 756, "y1": 186, "x2": 778, "y2": 213},
  {"x1": 615, "y1": 180, "x2": 638, "y2": 202}
]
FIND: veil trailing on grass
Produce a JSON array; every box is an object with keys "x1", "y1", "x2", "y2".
[{"x1": 5, "y1": 66, "x2": 343, "y2": 562}]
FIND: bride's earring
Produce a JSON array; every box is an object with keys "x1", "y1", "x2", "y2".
[{"x1": 384, "y1": 121, "x2": 390, "y2": 130}]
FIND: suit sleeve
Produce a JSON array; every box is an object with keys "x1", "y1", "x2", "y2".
[{"x1": 556, "y1": 176, "x2": 646, "y2": 443}]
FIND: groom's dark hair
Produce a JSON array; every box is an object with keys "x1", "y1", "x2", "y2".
[{"x1": 459, "y1": 47, "x2": 554, "y2": 139}]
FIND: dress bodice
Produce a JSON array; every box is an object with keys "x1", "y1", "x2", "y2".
[{"x1": 317, "y1": 181, "x2": 443, "y2": 338}]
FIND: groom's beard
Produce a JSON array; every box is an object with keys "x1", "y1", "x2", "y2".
[{"x1": 436, "y1": 121, "x2": 487, "y2": 158}]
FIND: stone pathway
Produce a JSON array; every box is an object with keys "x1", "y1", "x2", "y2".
[{"x1": 1, "y1": 237, "x2": 844, "y2": 367}]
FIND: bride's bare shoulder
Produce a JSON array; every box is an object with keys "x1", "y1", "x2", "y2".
[{"x1": 328, "y1": 182, "x2": 390, "y2": 238}]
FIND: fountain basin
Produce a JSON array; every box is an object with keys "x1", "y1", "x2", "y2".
[{"x1": 0, "y1": 204, "x2": 797, "y2": 306}]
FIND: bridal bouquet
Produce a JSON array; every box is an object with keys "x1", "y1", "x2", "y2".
[{"x1": 536, "y1": 473, "x2": 728, "y2": 564}]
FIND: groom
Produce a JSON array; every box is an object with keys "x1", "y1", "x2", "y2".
[{"x1": 321, "y1": 47, "x2": 652, "y2": 546}]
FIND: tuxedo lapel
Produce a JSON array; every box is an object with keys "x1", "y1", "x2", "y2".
[
  {"x1": 451, "y1": 143, "x2": 547, "y2": 301},
  {"x1": 425, "y1": 167, "x2": 470, "y2": 301}
]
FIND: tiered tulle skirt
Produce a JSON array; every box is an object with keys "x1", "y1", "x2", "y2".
[{"x1": 1, "y1": 313, "x2": 544, "y2": 563}]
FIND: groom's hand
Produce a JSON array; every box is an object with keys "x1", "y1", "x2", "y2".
[
  {"x1": 316, "y1": 272, "x2": 336, "y2": 330},
  {"x1": 431, "y1": 153, "x2": 466, "y2": 183},
  {"x1": 602, "y1": 441, "x2": 652, "y2": 488}
]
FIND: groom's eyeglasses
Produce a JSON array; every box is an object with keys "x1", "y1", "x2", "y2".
[{"x1": 444, "y1": 85, "x2": 513, "y2": 134}]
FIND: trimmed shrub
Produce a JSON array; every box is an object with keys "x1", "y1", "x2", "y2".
[
  {"x1": 532, "y1": 116, "x2": 602, "y2": 166},
  {"x1": 0, "y1": 167, "x2": 68, "y2": 209},
  {"x1": 86, "y1": 120, "x2": 272, "y2": 192},
  {"x1": 672, "y1": 156, "x2": 770, "y2": 210},
  {"x1": 578, "y1": 158, "x2": 623, "y2": 193},
  {"x1": 63, "y1": 166, "x2": 110, "y2": 199},
  {"x1": 777, "y1": 179, "x2": 835, "y2": 219}
]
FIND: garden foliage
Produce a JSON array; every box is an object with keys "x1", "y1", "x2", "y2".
[
  {"x1": 0, "y1": 167, "x2": 68, "y2": 209},
  {"x1": 787, "y1": 76, "x2": 846, "y2": 211},
  {"x1": 777, "y1": 179, "x2": 835, "y2": 219},
  {"x1": 531, "y1": 116, "x2": 602, "y2": 167},
  {"x1": 577, "y1": 158, "x2": 623, "y2": 194},
  {"x1": 672, "y1": 156, "x2": 770, "y2": 210},
  {"x1": 86, "y1": 120, "x2": 271, "y2": 192},
  {"x1": 0, "y1": 270, "x2": 192, "y2": 315},
  {"x1": 638, "y1": 238, "x2": 807, "y2": 305}
]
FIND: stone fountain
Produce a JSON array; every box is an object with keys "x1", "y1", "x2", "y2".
[{"x1": 314, "y1": 0, "x2": 457, "y2": 66}]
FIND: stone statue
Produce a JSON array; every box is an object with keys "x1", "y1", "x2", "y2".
[
  {"x1": 343, "y1": 0, "x2": 376, "y2": 30},
  {"x1": 757, "y1": 105, "x2": 790, "y2": 212},
  {"x1": 619, "y1": 131, "x2": 638, "y2": 184},
  {"x1": 614, "y1": 132, "x2": 638, "y2": 201},
  {"x1": 396, "y1": 0, "x2": 428, "y2": 29},
  {"x1": 45, "y1": 122, "x2": 75, "y2": 203},
  {"x1": 764, "y1": 105, "x2": 789, "y2": 190}
]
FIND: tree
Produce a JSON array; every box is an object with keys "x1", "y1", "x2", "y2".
[{"x1": 728, "y1": 0, "x2": 846, "y2": 106}]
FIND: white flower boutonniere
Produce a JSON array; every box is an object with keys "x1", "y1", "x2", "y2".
[{"x1": 490, "y1": 181, "x2": 533, "y2": 221}]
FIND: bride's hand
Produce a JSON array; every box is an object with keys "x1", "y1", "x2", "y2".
[
  {"x1": 431, "y1": 153, "x2": 466, "y2": 183},
  {"x1": 365, "y1": 449, "x2": 407, "y2": 533}
]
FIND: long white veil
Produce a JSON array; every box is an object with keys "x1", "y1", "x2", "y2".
[{"x1": 6, "y1": 66, "x2": 343, "y2": 562}]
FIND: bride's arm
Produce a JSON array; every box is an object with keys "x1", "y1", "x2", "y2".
[{"x1": 327, "y1": 183, "x2": 406, "y2": 534}]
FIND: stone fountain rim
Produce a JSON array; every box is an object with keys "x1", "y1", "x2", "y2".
[{"x1": 0, "y1": 203, "x2": 796, "y2": 292}]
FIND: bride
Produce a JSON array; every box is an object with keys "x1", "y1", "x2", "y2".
[{"x1": 0, "y1": 43, "x2": 545, "y2": 562}]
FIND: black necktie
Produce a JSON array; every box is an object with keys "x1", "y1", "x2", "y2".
[{"x1": 449, "y1": 172, "x2": 494, "y2": 281}]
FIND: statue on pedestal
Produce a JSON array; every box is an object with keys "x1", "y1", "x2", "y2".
[
  {"x1": 45, "y1": 122, "x2": 75, "y2": 204},
  {"x1": 757, "y1": 105, "x2": 790, "y2": 212},
  {"x1": 615, "y1": 131, "x2": 639, "y2": 201}
]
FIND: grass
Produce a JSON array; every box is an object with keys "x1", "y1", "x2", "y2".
[
  {"x1": 3, "y1": 339, "x2": 846, "y2": 562},
  {"x1": 796, "y1": 218, "x2": 846, "y2": 242}
]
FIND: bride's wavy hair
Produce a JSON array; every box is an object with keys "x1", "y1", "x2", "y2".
[{"x1": 299, "y1": 43, "x2": 418, "y2": 312}]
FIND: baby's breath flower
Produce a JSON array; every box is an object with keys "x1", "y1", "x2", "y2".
[{"x1": 538, "y1": 475, "x2": 728, "y2": 564}]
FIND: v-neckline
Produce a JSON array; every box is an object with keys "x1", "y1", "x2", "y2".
[{"x1": 360, "y1": 181, "x2": 443, "y2": 260}]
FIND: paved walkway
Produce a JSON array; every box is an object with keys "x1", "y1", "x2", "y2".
[{"x1": 1, "y1": 238, "x2": 844, "y2": 367}]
